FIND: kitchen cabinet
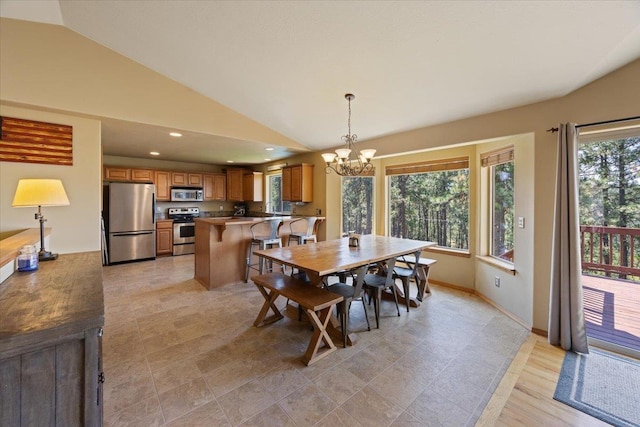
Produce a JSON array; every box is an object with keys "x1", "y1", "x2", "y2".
[
  {"x1": 104, "y1": 166, "x2": 130, "y2": 181},
  {"x1": 130, "y1": 168, "x2": 154, "y2": 182},
  {"x1": 282, "y1": 163, "x2": 314, "y2": 202},
  {"x1": 156, "y1": 220, "x2": 173, "y2": 256},
  {"x1": 226, "y1": 168, "x2": 245, "y2": 201},
  {"x1": 155, "y1": 171, "x2": 171, "y2": 201},
  {"x1": 172, "y1": 172, "x2": 202, "y2": 187},
  {"x1": 204, "y1": 173, "x2": 226, "y2": 201},
  {"x1": 243, "y1": 172, "x2": 263, "y2": 202}
]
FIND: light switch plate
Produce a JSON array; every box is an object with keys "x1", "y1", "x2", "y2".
[{"x1": 518, "y1": 217, "x2": 525, "y2": 228}]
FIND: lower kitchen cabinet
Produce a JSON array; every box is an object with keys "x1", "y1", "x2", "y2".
[{"x1": 156, "y1": 220, "x2": 174, "y2": 256}]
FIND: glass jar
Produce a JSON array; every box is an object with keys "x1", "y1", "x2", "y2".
[{"x1": 17, "y1": 245, "x2": 39, "y2": 272}]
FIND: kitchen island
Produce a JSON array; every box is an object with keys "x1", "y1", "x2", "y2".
[{"x1": 194, "y1": 216, "x2": 323, "y2": 289}]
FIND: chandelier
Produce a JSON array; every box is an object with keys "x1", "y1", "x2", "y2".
[{"x1": 321, "y1": 93, "x2": 376, "y2": 176}]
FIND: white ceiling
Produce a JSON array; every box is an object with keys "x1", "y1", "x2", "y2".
[{"x1": 2, "y1": 1, "x2": 640, "y2": 165}]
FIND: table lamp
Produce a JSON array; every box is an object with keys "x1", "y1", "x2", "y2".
[{"x1": 12, "y1": 179, "x2": 70, "y2": 261}]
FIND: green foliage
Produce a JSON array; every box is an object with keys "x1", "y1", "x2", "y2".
[
  {"x1": 389, "y1": 169, "x2": 469, "y2": 249},
  {"x1": 579, "y1": 136, "x2": 640, "y2": 281},
  {"x1": 342, "y1": 177, "x2": 374, "y2": 234},
  {"x1": 492, "y1": 162, "x2": 514, "y2": 259}
]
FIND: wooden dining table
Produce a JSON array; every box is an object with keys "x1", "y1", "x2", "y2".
[{"x1": 253, "y1": 235, "x2": 435, "y2": 345}]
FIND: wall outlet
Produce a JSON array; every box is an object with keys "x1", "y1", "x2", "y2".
[
  {"x1": 219, "y1": 205, "x2": 223, "y2": 211},
  {"x1": 495, "y1": 276, "x2": 501, "y2": 287},
  {"x1": 316, "y1": 208, "x2": 321, "y2": 215}
]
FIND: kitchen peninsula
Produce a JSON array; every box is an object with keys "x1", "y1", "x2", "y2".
[{"x1": 194, "y1": 216, "x2": 323, "y2": 289}]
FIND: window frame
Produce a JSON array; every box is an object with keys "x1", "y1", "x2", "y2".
[
  {"x1": 265, "y1": 172, "x2": 291, "y2": 214},
  {"x1": 386, "y1": 157, "x2": 470, "y2": 251}
]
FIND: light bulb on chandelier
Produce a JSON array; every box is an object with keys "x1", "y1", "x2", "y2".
[{"x1": 322, "y1": 93, "x2": 376, "y2": 176}]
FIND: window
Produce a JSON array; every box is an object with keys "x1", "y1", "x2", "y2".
[
  {"x1": 265, "y1": 173, "x2": 291, "y2": 214},
  {"x1": 342, "y1": 176, "x2": 374, "y2": 235},
  {"x1": 482, "y1": 146, "x2": 514, "y2": 262},
  {"x1": 387, "y1": 157, "x2": 469, "y2": 250}
]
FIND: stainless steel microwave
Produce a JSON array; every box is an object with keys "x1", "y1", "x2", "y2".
[{"x1": 170, "y1": 187, "x2": 203, "y2": 202}]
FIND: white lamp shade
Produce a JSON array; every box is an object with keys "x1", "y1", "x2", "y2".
[
  {"x1": 321, "y1": 153, "x2": 337, "y2": 163},
  {"x1": 12, "y1": 179, "x2": 70, "y2": 207},
  {"x1": 335, "y1": 148, "x2": 352, "y2": 159},
  {"x1": 360, "y1": 149, "x2": 377, "y2": 160}
]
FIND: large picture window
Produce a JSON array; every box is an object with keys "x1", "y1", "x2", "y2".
[
  {"x1": 387, "y1": 157, "x2": 469, "y2": 250},
  {"x1": 342, "y1": 176, "x2": 374, "y2": 235},
  {"x1": 265, "y1": 173, "x2": 291, "y2": 214},
  {"x1": 482, "y1": 146, "x2": 514, "y2": 262}
]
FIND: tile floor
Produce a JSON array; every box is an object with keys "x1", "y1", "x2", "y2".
[{"x1": 102, "y1": 254, "x2": 528, "y2": 427}]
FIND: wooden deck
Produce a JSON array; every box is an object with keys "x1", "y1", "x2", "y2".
[{"x1": 582, "y1": 274, "x2": 640, "y2": 352}]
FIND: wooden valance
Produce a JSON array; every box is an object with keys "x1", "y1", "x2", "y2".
[
  {"x1": 480, "y1": 145, "x2": 513, "y2": 167},
  {"x1": 385, "y1": 156, "x2": 469, "y2": 176},
  {"x1": 0, "y1": 116, "x2": 73, "y2": 166}
]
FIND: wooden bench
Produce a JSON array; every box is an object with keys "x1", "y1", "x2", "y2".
[
  {"x1": 396, "y1": 255, "x2": 437, "y2": 301},
  {"x1": 252, "y1": 273, "x2": 344, "y2": 366}
]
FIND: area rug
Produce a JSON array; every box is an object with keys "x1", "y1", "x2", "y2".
[{"x1": 554, "y1": 348, "x2": 640, "y2": 427}]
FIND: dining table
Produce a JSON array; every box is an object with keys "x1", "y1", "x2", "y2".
[{"x1": 253, "y1": 234, "x2": 435, "y2": 345}]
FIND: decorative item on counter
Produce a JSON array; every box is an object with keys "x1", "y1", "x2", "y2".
[
  {"x1": 348, "y1": 231, "x2": 361, "y2": 247},
  {"x1": 17, "y1": 245, "x2": 39, "y2": 272}
]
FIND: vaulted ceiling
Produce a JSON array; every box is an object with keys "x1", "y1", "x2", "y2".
[{"x1": 2, "y1": 1, "x2": 639, "y2": 165}]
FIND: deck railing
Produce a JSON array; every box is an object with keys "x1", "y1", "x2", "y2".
[{"x1": 580, "y1": 225, "x2": 640, "y2": 279}]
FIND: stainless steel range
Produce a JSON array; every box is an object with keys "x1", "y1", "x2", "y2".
[{"x1": 168, "y1": 207, "x2": 200, "y2": 255}]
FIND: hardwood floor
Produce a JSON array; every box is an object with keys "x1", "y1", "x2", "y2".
[{"x1": 477, "y1": 334, "x2": 611, "y2": 426}]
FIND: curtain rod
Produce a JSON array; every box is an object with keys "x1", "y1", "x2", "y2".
[{"x1": 546, "y1": 115, "x2": 640, "y2": 133}]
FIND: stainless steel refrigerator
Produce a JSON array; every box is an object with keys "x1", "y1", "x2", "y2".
[{"x1": 103, "y1": 182, "x2": 156, "y2": 264}]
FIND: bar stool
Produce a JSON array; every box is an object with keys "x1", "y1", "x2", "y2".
[
  {"x1": 245, "y1": 218, "x2": 283, "y2": 282},
  {"x1": 287, "y1": 217, "x2": 318, "y2": 246}
]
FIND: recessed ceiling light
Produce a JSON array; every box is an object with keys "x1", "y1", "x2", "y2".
[
  {"x1": 150, "y1": 151, "x2": 160, "y2": 156},
  {"x1": 227, "y1": 160, "x2": 234, "y2": 163},
  {"x1": 265, "y1": 147, "x2": 274, "y2": 151},
  {"x1": 169, "y1": 132, "x2": 182, "y2": 137},
  {"x1": 264, "y1": 158, "x2": 272, "y2": 161}
]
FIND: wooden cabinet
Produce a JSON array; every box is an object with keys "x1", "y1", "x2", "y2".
[
  {"x1": 226, "y1": 168, "x2": 245, "y2": 201},
  {"x1": 155, "y1": 171, "x2": 171, "y2": 201},
  {"x1": 104, "y1": 166, "x2": 130, "y2": 181},
  {"x1": 0, "y1": 253, "x2": 104, "y2": 427},
  {"x1": 282, "y1": 163, "x2": 314, "y2": 202},
  {"x1": 131, "y1": 169, "x2": 154, "y2": 182},
  {"x1": 156, "y1": 220, "x2": 174, "y2": 256},
  {"x1": 204, "y1": 173, "x2": 226, "y2": 201},
  {"x1": 171, "y1": 172, "x2": 202, "y2": 187},
  {"x1": 243, "y1": 172, "x2": 263, "y2": 202}
]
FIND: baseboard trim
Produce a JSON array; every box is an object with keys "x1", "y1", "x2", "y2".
[{"x1": 429, "y1": 279, "x2": 475, "y2": 294}]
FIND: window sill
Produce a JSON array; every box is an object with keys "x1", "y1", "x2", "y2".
[
  {"x1": 476, "y1": 255, "x2": 516, "y2": 275},
  {"x1": 425, "y1": 247, "x2": 470, "y2": 258}
]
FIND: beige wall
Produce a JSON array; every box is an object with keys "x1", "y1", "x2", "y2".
[{"x1": 0, "y1": 104, "x2": 102, "y2": 254}]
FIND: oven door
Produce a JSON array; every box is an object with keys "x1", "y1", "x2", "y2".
[{"x1": 173, "y1": 222, "x2": 195, "y2": 245}]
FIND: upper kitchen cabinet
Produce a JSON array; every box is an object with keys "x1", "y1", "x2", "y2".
[
  {"x1": 282, "y1": 163, "x2": 314, "y2": 202},
  {"x1": 131, "y1": 169, "x2": 154, "y2": 182},
  {"x1": 243, "y1": 172, "x2": 264, "y2": 202},
  {"x1": 226, "y1": 168, "x2": 244, "y2": 201},
  {"x1": 171, "y1": 172, "x2": 203, "y2": 187},
  {"x1": 104, "y1": 166, "x2": 131, "y2": 181},
  {"x1": 155, "y1": 171, "x2": 171, "y2": 201},
  {"x1": 203, "y1": 173, "x2": 226, "y2": 201}
]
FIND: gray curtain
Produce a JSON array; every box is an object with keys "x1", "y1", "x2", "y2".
[{"x1": 548, "y1": 123, "x2": 589, "y2": 354}]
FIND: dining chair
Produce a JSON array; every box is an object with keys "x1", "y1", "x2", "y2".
[
  {"x1": 245, "y1": 218, "x2": 283, "y2": 282},
  {"x1": 287, "y1": 216, "x2": 318, "y2": 246},
  {"x1": 324, "y1": 265, "x2": 370, "y2": 347},
  {"x1": 392, "y1": 250, "x2": 422, "y2": 312},
  {"x1": 362, "y1": 258, "x2": 399, "y2": 329}
]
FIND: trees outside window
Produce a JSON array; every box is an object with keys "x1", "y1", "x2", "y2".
[
  {"x1": 342, "y1": 176, "x2": 374, "y2": 235},
  {"x1": 579, "y1": 135, "x2": 640, "y2": 280},
  {"x1": 266, "y1": 174, "x2": 291, "y2": 213},
  {"x1": 491, "y1": 161, "x2": 514, "y2": 260},
  {"x1": 388, "y1": 162, "x2": 469, "y2": 250}
]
